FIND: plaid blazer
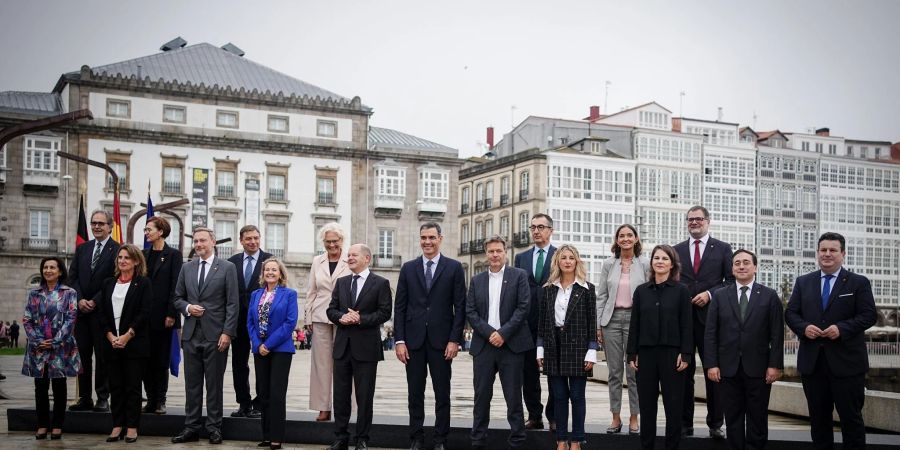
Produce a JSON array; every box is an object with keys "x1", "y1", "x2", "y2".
[{"x1": 537, "y1": 281, "x2": 598, "y2": 377}]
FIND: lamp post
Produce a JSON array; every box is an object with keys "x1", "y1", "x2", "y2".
[{"x1": 62, "y1": 172, "x2": 72, "y2": 265}]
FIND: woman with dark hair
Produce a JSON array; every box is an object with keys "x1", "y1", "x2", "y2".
[
  {"x1": 97, "y1": 244, "x2": 152, "y2": 443},
  {"x1": 537, "y1": 244, "x2": 598, "y2": 450},
  {"x1": 627, "y1": 245, "x2": 692, "y2": 450},
  {"x1": 596, "y1": 224, "x2": 650, "y2": 435},
  {"x1": 22, "y1": 257, "x2": 82, "y2": 440},
  {"x1": 141, "y1": 216, "x2": 182, "y2": 414}
]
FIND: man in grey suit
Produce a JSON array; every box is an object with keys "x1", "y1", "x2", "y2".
[
  {"x1": 171, "y1": 227, "x2": 239, "y2": 445},
  {"x1": 467, "y1": 235, "x2": 533, "y2": 449}
]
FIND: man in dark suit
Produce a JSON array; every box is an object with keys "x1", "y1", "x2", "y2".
[
  {"x1": 326, "y1": 244, "x2": 393, "y2": 450},
  {"x1": 785, "y1": 232, "x2": 876, "y2": 450},
  {"x1": 674, "y1": 205, "x2": 734, "y2": 439},
  {"x1": 171, "y1": 227, "x2": 239, "y2": 445},
  {"x1": 394, "y1": 222, "x2": 467, "y2": 450},
  {"x1": 705, "y1": 249, "x2": 784, "y2": 450},
  {"x1": 467, "y1": 235, "x2": 532, "y2": 449},
  {"x1": 513, "y1": 213, "x2": 557, "y2": 430},
  {"x1": 227, "y1": 225, "x2": 272, "y2": 419},
  {"x1": 68, "y1": 210, "x2": 120, "y2": 412}
]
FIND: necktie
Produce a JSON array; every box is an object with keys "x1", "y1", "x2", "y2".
[
  {"x1": 739, "y1": 286, "x2": 749, "y2": 322},
  {"x1": 821, "y1": 274, "x2": 834, "y2": 310},
  {"x1": 351, "y1": 274, "x2": 360, "y2": 307},
  {"x1": 244, "y1": 255, "x2": 254, "y2": 288},
  {"x1": 693, "y1": 240, "x2": 702, "y2": 274},
  {"x1": 198, "y1": 261, "x2": 207, "y2": 291},
  {"x1": 425, "y1": 260, "x2": 434, "y2": 290},
  {"x1": 535, "y1": 249, "x2": 545, "y2": 281},
  {"x1": 91, "y1": 241, "x2": 102, "y2": 271}
]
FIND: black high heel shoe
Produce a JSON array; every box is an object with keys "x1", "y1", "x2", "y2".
[
  {"x1": 125, "y1": 436, "x2": 138, "y2": 443},
  {"x1": 50, "y1": 432, "x2": 63, "y2": 440},
  {"x1": 35, "y1": 432, "x2": 48, "y2": 440},
  {"x1": 106, "y1": 432, "x2": 124, "y2": 442},
  {"x1": 606, "y1": 423, "x2": 623, "y2": 434}
]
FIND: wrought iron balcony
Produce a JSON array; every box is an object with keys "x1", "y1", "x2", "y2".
[{"x1": 22, "y1": 238, "x2": 58, "y2": 252}]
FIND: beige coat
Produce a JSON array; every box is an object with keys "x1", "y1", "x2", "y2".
[
  {"x1": 304, "y1": 252, "x2": 351, "y2": 325},
  {"x1": 596, "y1": 254, "x2": 651, "y2": 327}
]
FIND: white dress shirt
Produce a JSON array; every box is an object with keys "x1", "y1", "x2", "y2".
[
  {"x1": 244, "y1": 250, "x2": 261, "y2": 275},
  {"x1": 736, "y1": 280, "x2": 755, "y2": 305},
  {"x1": 422, "y1": 253, "x2": 441, "y2": 276},
  {"x1": 820, "y1": 267, "x2": 842, "y2": 293},
  {"x1": 488, "y1": 266, "x2": 505, "y2": 329},
  {"x1": 688, "y1": 234, "x2": 709, "y2": 268},
  {"x1": 536, "y1": 279, "x2": 597, "y2": 363},
  {"x1": 112, "y1": 281, "x2": 130, "y2": 333},
  {"x1": 350, "y1": 268, "x2": 370, "y2": 304}
]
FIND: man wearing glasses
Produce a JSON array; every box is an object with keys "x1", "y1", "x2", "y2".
[
  {"x1": 674, "y1": 206, "x2": 734, "y2": 440},
  {"x1": 68, "y1": 210, "x2": 120, "y2": 412},
  {"x1": 514, "y1": 213, "x2": 556, "y2": 431}
]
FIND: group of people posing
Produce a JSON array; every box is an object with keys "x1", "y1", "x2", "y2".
[{"x1": 20, "y1": 205, "x2": 876, "y2": 450}]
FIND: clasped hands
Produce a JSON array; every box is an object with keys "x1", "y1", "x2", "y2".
[
  {"x1": 805, "y1": 324, "x2": 840, "y2": 340},
  {"x1": 107, "y1": 331, "x2": 132, "y2": 349},
  {"x1": 339, "y1": 308, "x2": 361, "y2": 325}
]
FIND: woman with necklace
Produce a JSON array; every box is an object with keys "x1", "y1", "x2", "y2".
[
  {"x1": 596, "y1": 224, "x2": 650, "y2": 435},
  {"x1": 98, "y1": 244, "x2": 152, "y2": 443},
  {"x1": 22, "y1": 256, "x2": 82, "y2": 440}
]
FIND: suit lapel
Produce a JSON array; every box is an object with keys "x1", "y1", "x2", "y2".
[
  {"x1": 480, "y1": 272, "x2": 491, "y2": 316},
  {"x1": 744, "y1": 285, "x2": 766, "y2": 323},
  {"x1": 198, "y1": 258, "x2": 220, "y2": 296},
  {"x1": 564, "y1": 283, "x2": 583, "y2": 324},
  {"x1": 429, "y1": 255, "x2": 448, "y2": 291},
  {"x1": 824, "y1": 269, "x2": 848, "y2": 312},
  {"x1": 523, "y1": 250, "x2": 535, "y2": 283},
  {"x1": 677, "y1": 242, "x2": 692, "y2": 278},
  {"x1": 699, "y1": 239, "x2": 716, "y2": 273},
  {"x1": 415, "y1": 257, "x2": 428, "y2": 292},
  {"x1": 727, "y1": 285, "x2": 742, "y2": 324},
  {"x1": 354, "y1": 274, "x2": 376, "y2": 308},
  {"x1": 539, "y1": 246, "x2": 555, "y2": 285}
]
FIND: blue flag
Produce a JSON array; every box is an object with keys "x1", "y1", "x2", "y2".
[
  {"x1": 170, "y1": 328, "x2": 181, "y2": 376},
  {"x1": 143, "y1": 191, "x2": 155, "y2": 249}
]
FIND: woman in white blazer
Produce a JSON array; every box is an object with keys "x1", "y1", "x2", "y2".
[
  {"x1": 596, "y1": 224, "x2": 651, "y2": 435},
  {"x1": 304, "y1": 223, "x2": 351, "y2": 422}
]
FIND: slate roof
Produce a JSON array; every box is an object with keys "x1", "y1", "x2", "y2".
[
  {"x1": 0, "y1": 91, "x2": 62, "y2": 115},
  {"x1": 368, "y1": 126, "x2": 457, "y2": 156}
]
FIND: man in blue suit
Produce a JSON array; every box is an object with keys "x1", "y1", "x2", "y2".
[
  {"x1": 785, "y1": 232, "x2": 876, "y2": 450},
  {"x1": 467, "y1": 235, "x2": 532, "y2": 449},
  {"x1": 513, "y1": 213, "x2": 556, "y2": 430},
  {"x1": 394, "y1": 223, "x2": 467, "y2": 450}
]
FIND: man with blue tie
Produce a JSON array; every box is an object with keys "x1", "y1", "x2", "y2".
[
  {"x1": 513, "y1": 213, "x2": 556, "y2": 431},
  {"x1": 394, "y1": 223, "x2": 467, "y2": 450},
  {"x1": 785, "y1": 232, "x2": 876, "y2": 450}
]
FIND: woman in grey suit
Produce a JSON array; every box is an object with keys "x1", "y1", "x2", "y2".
[{"x1": 596, "y1": 224, "x2": 650, "y2": 435}]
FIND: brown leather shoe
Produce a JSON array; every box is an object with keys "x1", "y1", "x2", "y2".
[
  {"x1": 524, "y1": 419, "x2": 544, "y2": 430},
  {"x1": 316, "y1": 411, "x2": 331, "y2": 422}
]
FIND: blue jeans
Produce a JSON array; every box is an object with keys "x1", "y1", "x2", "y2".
[{"x1": 550, "y1": 375, "x2": 587, "y2": 442}]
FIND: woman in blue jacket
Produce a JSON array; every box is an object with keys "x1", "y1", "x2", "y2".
[{"x1": 248, "y1": 257, "x2": 298, "y2": 450}]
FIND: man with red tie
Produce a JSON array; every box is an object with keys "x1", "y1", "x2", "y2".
[{"x1": 673, "y1": 206, "x2": 734, "y2": 440}]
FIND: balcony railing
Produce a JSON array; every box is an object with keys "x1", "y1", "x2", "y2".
[
  {"x1": 484, "y1": 199, "x2": 492, "y2": 209},
  {"x1": 513, "y1": 231, "x2": 531, "y2": 247},
  {"x1": 217, "y1": 245, "x2": 234, "y2": 257},
  {"x1": 269, "y1": 248, "x2": 285, "y2": 258},
  {"x1": 317, "y1": 192, "x2": 335, "y2": 205},
  {"x1": 162, "y1": 181, "x2": 182, "y2": 194},
  {"x1": 269, "y1": 189, "x2": 286, "y2": 201},
  {"x1": 22, "y1": 238, "x2": 58, "y2": 252},
  {"x1": 217, "y1": 185, "x2": 235, "y2": 198},
  {"x1": 461, "y1": 203, "x2": 470, "y2": 214},
  {"x1": 374, "y1": 255, "x2": 402, "y2": 269},
  {"x1": 519, "y1": 189, "x2": 529, "y2": 202},
  {"x1": 782, "y1": 172, "x2": 796, "y2": 180},
  {"x1": 500, "y1": 194, "x2": 509, "y2": 206},
  {"x1": 471, "y1": 239, "x2": 485, "y2": 254},
  {"x1": 475, "y1": 200, "x2": 484, "y2": 211},
  {"x1": 459, "y1": 241, "x2": 470, "y2": 255}
]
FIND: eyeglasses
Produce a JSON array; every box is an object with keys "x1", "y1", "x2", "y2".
[
  {"x1": 685, "y1": 217, "x2": 707, "y2": 223},
  {"x1": 90, "y1": 221, "x2": 109, "y2": 227},
  {"x1": 529, "y1": 225, "x2": 552, "y2": 232},
  {"x1": 323, "y1": 239, "x2": 341, "y2": 245}
]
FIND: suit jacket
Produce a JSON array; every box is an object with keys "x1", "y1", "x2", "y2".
[
  {"x1": 784, "y1": 268, "x2": 877, "y2": 377},
  {"x1": 228, "y1": 250, "x2": 274, "y2": 318},
  {"x1": 705, "y1": 282, "x2": 784, "y2": 378},
  {"x1": 514, "y1": 245, "x2": 556, "y2": 333},
  {"x1": 173, "y1": 256, "x2": 240, "y2": 342},
  {"x1": 68, "y1": 238, "x2": 121, "y2": 307},
  {"x1": 393, "y1": 255, "x2": 467, "y2": 350},
  {"x1": 537, "y1": 281, "x2": 598, "y2": 377},
  {"x1": 674, "y1": 236, "x2": 734, "y2": 326},
  {"x1": 596, "y1": 255, "x2": 651, "y2": 327},
  {"x1": 304, "y1": 252, "x2": 351, "y2": 325},
  {"x1": 248, "y1": 287, "x2": 298, "y2": 354},
  {"x1": 96, "y1": 275, "x2": 152, "y2": 359},
  {"x1": 465, "y1": 266, "x2": 533, "y2": 357},
  {"x1": 326, "y1": 271, "x2": 393, "y2": 362},
  {"x1": 143, "y1": 244, "x2": 183, "y2": 330}
]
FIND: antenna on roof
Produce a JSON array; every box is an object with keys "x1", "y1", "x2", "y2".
[{"x1": 160, "y1": 37, "x2": 187, "y2": 52}]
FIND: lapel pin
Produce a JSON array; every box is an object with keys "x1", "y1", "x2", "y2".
[{"x1": 161, "y1": 257, "x2": 166, "y2": 262}]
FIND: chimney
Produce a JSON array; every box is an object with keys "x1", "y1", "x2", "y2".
[
  {"x1": 815, "y1": 127, "x2": 830, "y2": 137},
  {"x1": 486, "y1": 126, "x2": 494, "y2": 150},
  {"x1": 717, "y1": 107, "x2": 723, "y2": 122},
  {"x1": 589, "y1": 105, "x2": 601, "y2": 121}
]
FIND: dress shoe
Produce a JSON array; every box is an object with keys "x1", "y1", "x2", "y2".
[
  {"x1": 155, "y1": 403, "x2": 167, "y2": 415},
  {"x1": 408, "y1": 440, "x2": 424, "y2": 450},
  {"x1": 93, "y1": 399, "x2": 110, "y2": 412},
  {"x1": 606, "y1": 423, "x2": 622, "y2": 434},
  {"x1": 125, "y1": 436, "x2": 138, "y2": 443},
  {"x1": 681, "y1": 427, "x2": 694, "y2": 437},
  {"x1": 171, "y1": 429, "x2": 200, "y2": 443},
  {"x1": 106, "y1": 432, "x2": 124, "y2": 442},
  {"x1": 209, "y1": 430, "x2": 223, "y2": 444},
  {"x1": 35, "y1": 432, "x2": 48, "y2": 440},
  {"x1": 316, "y1": 410, "x2": 332, "y2": 422},
  {"x1": 258, "y1": 441, "x2": 272, "y2": 447},
  {"x1": 355, "y1": 440, "x2": 369, "y2": 450},
  {"x1": 270, "y1": 444, "x2": 282, "y2": 450},
  {"x1": 327, "y1": 440, "x2": 349, "y2": 450},
  {"x1": 524, "y1": 419, "x2": 544, "y2": 430},
  {"x1": 433, "y1": 443, "x2": 446, "y2": 450},
  {"x1": 231, "y1": 405, "x2": 251, "y2": 417},
  {"x1": 68, "y1": 398, "x2": 93, "y2": 411},
  {"x1": 709, "y1": 427, "x2": 726, "y2": 440},
  {"x1": 50, "y1": 432, "x2": 63, "y2": 440},
  {"x1": 247, "y1": 408, "x2": 263, "y2": 419},
  {"x1": 142, "y1": 403, "x2": 157, "y2": 414}
]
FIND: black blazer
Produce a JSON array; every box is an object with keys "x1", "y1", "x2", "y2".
[
  {"x1": 514, "y1": 245, "x2": 557, "y2": 333},
  {"x1": 465, "y1": 266, "x2": 533, "y2": 357},
  {"x1": 784, "y1": 268, "x2": 877, "y2": 377},
  {"x1": 327, "y1": 271, "x2": 393, "y2": 362},
  {"x1": 537, "y1": 282, "x2": 598, "y2": 377},
  {"x1": 705, "y1": 282, "x2": 784, "y2": 378},
  {"x1": 96, "y1": 275, "x2": 152, "y2": 359},
  {"x1": 228, "y1": 250, "x2": 274, "y2": 315},
  {"x1": 674, "y1": 236, "x2": 734, "y2": 326},
  {"x1": 626, "y1": 280, "x2": 693, "y2": 361},
  {"x1": 69, "y1": 238, "x2": 121, "y2": 307},
  {"x1": 143, "y1": 244, "x2": 183, "y2": 330},
  {"x1": 393, "y1": 255, "x2": 467, "y2": 350}
]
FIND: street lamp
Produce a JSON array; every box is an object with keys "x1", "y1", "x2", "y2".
[{"x1": 62, "y1": 172, "x2": 73, "y2": 265}]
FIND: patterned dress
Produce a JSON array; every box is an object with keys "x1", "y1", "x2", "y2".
[{"x1": 21, "y1": 284, "x2": 82, "y2": 378}]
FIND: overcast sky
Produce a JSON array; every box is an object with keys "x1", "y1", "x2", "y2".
[{"x1": 1, "y1": 0, "x2": 898, "y2": 157}]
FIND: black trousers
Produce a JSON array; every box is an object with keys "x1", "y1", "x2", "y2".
[
  {"x1": 74, "y1": 313, "x2": 109, "y2": 402},
  {"x1": 683, "y1": 316, "x2": 723, "y2": 430},
  {"x1": 35, "y1": 376, "x2": 67, "y2": 429},
  {"x1": 801, "y1": 355, "x2": 866, "y2": 450},
  {"x1": 254, "y1": 352, "x2": 293, "y2": 443},
  {"x1": 232, "y1": 312, "x2": 258, "y2": 409},
  {"x1": 406, "y1": 343, "x2": 452, "y2": 443},
  {"x1": 522, "y1": 346, "x2": 544, "y2": 421},
  {"x1": 333, "y1": 353, "x2": 378, "y2": 443},
  {"x1": 721, "y1": 364, "x2": 771, "y2": 450},
  {"x1": 471, "y1": 345, "x2": 526, "y2": 447},
  {"x1": 637, "y1": 346, "x2": 685, "y2": 450},
  {"x1": 143, "y1": 328, "x2": 173, "y2": 406},
  {"x1": 108, "y1": 355, "x2": 147, "y2": 429}
]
